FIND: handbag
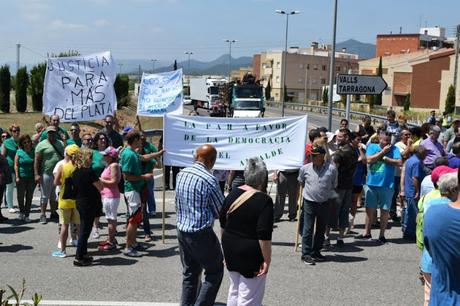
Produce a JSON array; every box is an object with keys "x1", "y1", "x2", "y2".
[
  {"x1": 227, "y1": 189, "x2": 259, "y2": 215},
  {"x1": 62, "y1": 176, "x2": 77, "y2": 199}
]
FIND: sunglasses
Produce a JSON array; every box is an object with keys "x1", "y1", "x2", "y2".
[
  {"x1": 12, "y1": 129, "x2": 20, "y2": 133},
  {"x1": 22, "y1": 140, "x2": 32, "y2": 145},
  {"x1": 1, "y1": 135, "x2": 7, "y2": 138},
  {"x1": 70, "y1": 129, "x2": 79, "y2": 132}
]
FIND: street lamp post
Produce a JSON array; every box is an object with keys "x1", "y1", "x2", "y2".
[
  {"x1": 225, "y1": 39, "x2": 237, "y2": 82},
  {"x1": 276, "y1": 10, "x2": 300, "y2": 117},
  {"x1": 150, "y1": 59, "x2": 157, "y2": 73},
  {"x1": 185, "y1": 51, "x2": 193, "y2": 74},
  {"x1": 327, "y1": 0, "x2": 338, "y2": 131}
]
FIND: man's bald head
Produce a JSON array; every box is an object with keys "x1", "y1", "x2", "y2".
[{"x1": 195, "y1": 144, "x2": 217, "y2": 169}]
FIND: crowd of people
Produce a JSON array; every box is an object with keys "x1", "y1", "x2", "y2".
[{"x1": 0, "y1": 109, "x2": 459, "y2": 305}]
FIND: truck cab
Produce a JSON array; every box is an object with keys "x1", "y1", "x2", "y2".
[{"x1": 230, "y1": 83, "x2": 265, "y2": 118}]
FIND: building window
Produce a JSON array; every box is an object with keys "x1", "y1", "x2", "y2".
[
  {"x1": 313, "y1": 65, "x2": 318, "y2": 70},
  {"x1": 276, "y1": 76, "x2": 280, "y2": 83},
  {"x1": 322, "y1": 65, "x2": 327, "y2": 71},
  {"x1": 307, "y1": 64, "x2": 310, "y2": 70},
  {"x1": 276, "y1": 62, "x2": 280, "y2": 68},
  {"x1": 321, "y1": 78, "x2": 326, "y2": 84},
  {"x1": 336, "y1": 66, "x2": 341, "y2": 71}
]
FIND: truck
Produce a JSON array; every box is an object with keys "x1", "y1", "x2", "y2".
[
  {"x1": 229, "y1": 74, "x2": 265, "y2": 118},
  {"x1": 189, "y1": 76, "x2": 227, "y2": 110}
]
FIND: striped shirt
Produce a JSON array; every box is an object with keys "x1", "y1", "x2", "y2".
[{"x1": 175, "y1": 162, "x2": 224, "y2": 233}]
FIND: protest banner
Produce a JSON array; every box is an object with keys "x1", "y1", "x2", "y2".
[
  {"x1": 137, "y1": 69, "x2": 183, "y2": 117},
  {"x1": 43, "y1": 51, "x2": 117, "y2": 122},
  {"x1": 163, "y1": 114, "x2": 308, "y2": 170}
]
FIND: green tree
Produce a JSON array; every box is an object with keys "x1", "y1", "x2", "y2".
[
  {"x1": 0, "y1": 65, "x2": 11, "y2": 113},
  {"x1": 265, "y1": 78, "x2": 271, "y2": 100},
  {"x1": 114, "y1": 74, "x2": 130, "y2": 109},
  {"x1": 15, "y1": 67, "x2": 28, "y2": 112},
  {"x1": 322, "y1": 87, "x2": 328, "y2": 105},
  {"x1": 375, "y1": 56, "x2": 383, "y2": 106},
  {"x1": 173, "y1": 60, "x2": 178, "y2": 71},
  {"x1": 403, "y1": 93, "x2": 411, "y2": 112},
  {"x1": 445, "y1": 84, "x2": 455, "y2": 114},
  {"x1": 29, "y1": 63, "x2": 46, "y2": 111}
]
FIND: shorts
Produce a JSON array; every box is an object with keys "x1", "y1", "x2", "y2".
[
  {"x1": 352, "y1": 185, "x2": 363, "y2": 194},
  {"x1": 41, "y1": 173, "x2": 56, "y2": 204},
  {"x1": 125, "y1": 191, "x2": 142, "y2": 224},
  {"x1": 103, "y1": 197, "x2": 120, "y2": 221},
  {"x1": 364, "y1": 185, "x2": 394, "y2": 211},
  {"x1": 59, "y1": 208, "x2": 80, "y2": 225}
]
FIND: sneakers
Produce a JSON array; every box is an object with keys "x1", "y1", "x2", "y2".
[
  {"x1": 73, "y1": 259, "x2": 91, "y2": 267},
  {"x1": 8, "y1": 208, "x2": 17, "y2": 213},
  {"x1": 302, "y1": 255, "x2": 316, "y2": 266},
  {"x1": 99, "y1": 241, "x2": 116, "y2": 251},
  {"x1": 144, "y1": 235, "x2": 153, "y2": 242},
  {"x1": 378, "y1": 236, "x2": 387, "y2": 244},
  {"x1": 70, "y1": 239, "x2": 78, "y2": 247},
  {"x1": 355, "y1": 234, "x2": 372, "y2": 241},
  {"x1": 312, "y1": 252, "x2": 327, "y2": 262},
  {"x1": 40, "y1": 214, "x2": 47, "y2": 224},
  {"x1": 18, "y1": 213, "x2": 25, "y2": 221},
  {"x1": 92, "y1": 229, "x2": 100, "y2": 239},
  {"x1": 51, "y1": 250, "x2": 66, "y2": 258},
  {"x1": 24, "y1": 216, "x2": 30, "y2": 222},
  {"x1": 124, "y1": 247, "x2": 142, "y2": 257},
  {"x1": 336, "y1": 239, "x2": 344, "y2": 248},
  {"x1": 133, "y1": 243, "x2": 148, "y2": 251}
]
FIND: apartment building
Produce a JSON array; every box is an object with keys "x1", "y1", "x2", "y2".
[{"x1": 254, "y1": 43, "x2": 359, "y2": 102}]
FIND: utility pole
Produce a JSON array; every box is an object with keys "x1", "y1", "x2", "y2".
[
  {"x1": 150, "y1": 59, "x2": 157, "y2": 73},
  {"x1": 327, "y1": 0, "x2": 338, "y2": 131},
  {"x1": 16, "y1": 43, "x2": 21, "y2": 73},
  {"x1": 225, "y1": 40, "x2": 237, "y2": 82},
  {"x1": 453, "y1": 24, "x2": 460, "y2": 89}
]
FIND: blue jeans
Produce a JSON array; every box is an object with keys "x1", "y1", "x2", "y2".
[
  {"x1": 301, "y1": 199, "x2": 330, "y2": 257},
  {"x1": 177, "y1": 227, "x2": 224, "y2": 306},
  {"x1": 402, "y1": 197, "x2": 418, "y2": 238},
  {"x1": 146, "y1": 177, "x2": 156, "y2": 214}
]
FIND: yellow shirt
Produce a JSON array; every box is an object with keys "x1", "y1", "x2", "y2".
[{"x1": 58, "y1": 162, "x2": 76, "y2": 209}]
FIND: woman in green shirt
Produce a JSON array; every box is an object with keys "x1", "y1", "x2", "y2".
[
  {"x1": 2, "y1": 124, "x2": 20, "y2": 213},
  {"x1": 91, "y1": 132, "x2": 109, "y2": 238},
  {"x1": 14, "y1": 134, "x2": 36, "y2": 221}
]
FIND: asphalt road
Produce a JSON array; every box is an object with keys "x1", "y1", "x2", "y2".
[{"x1": 0, "y1": 109, "x2": 423, "y2": 306}]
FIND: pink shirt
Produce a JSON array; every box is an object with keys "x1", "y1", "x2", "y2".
[{"x1": 100, "y1": 163, "x2": 120, "y2": 199}]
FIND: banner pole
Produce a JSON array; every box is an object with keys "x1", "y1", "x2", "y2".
[
  {"x1": 294, "y1": 186, "x2": 304, "y2": 252},
  {"x1": 162, "y1": 165, "x2": 166, "y2": 244}
]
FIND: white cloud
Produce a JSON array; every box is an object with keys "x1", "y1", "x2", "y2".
[
  {"x1": 94, "y1": 19, "x2": 111, "y2": 27},
  {"x1": 18, "y1": 0, "x2": 52, "y2": 23},
  {"x1": 49, "y1": 20, "x2": 89, "y2": 31}
]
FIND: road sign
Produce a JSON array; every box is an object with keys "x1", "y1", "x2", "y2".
[{"x1": 336, "y1": 74, "x2": 388, "y2": 95}]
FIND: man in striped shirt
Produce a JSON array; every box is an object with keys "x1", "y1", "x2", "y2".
[{"x1": 175, "y1": 144, "x2": 225, "y2": 306}]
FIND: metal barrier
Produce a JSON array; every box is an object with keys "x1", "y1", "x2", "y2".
[{"x1": 267, "y1": 101, "x2": 419, "y2": 127}]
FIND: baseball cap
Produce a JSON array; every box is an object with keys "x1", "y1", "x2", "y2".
[
  {"x1": 65, "y1": 144, "x2": 80, "y2": 157},
  {"x1": 100, "y1": 146, "x2": 118, "y2": 158},
  {"x1": 122, "y1": 125, "x2": 133, "y2": 135},
  {"x1": 431, "y1": 166, "x2": 457, "y2": 184},
  {"x1": 311, "y1": 146, "x2": 326, "y2": 155},
  {"x1": 46, "y1": 126, "x2": 58, "y2": 132}
]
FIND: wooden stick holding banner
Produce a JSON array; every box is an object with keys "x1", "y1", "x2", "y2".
[
  {"x1": 294, "y1": 186, "x2": 304, "y2": 252},
  {"x1": 162, "y1": 165, "x2": 166, "y2": 244}
]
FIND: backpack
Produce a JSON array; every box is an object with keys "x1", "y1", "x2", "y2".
[{"x1": 415, "y1": 194, "x2": 428, "y2": 251}]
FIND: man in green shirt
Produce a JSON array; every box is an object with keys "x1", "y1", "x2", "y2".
[
  {"x1": 40, "y1": 115, "x2": 69, "y2": 143},
  {"x1": 67, "y1": 123, "x2": 82, "y2": 147},
  {"x1": 120, "y1": 130, "x2": 163, "y2": 257},
  {"x1": 34, "y1": 126, "x2": 64, "y2": 224}
]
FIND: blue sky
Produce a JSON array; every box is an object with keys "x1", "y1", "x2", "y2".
[{"x1": 0, "y1": 0, "x2": 458, "y2": 65}]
